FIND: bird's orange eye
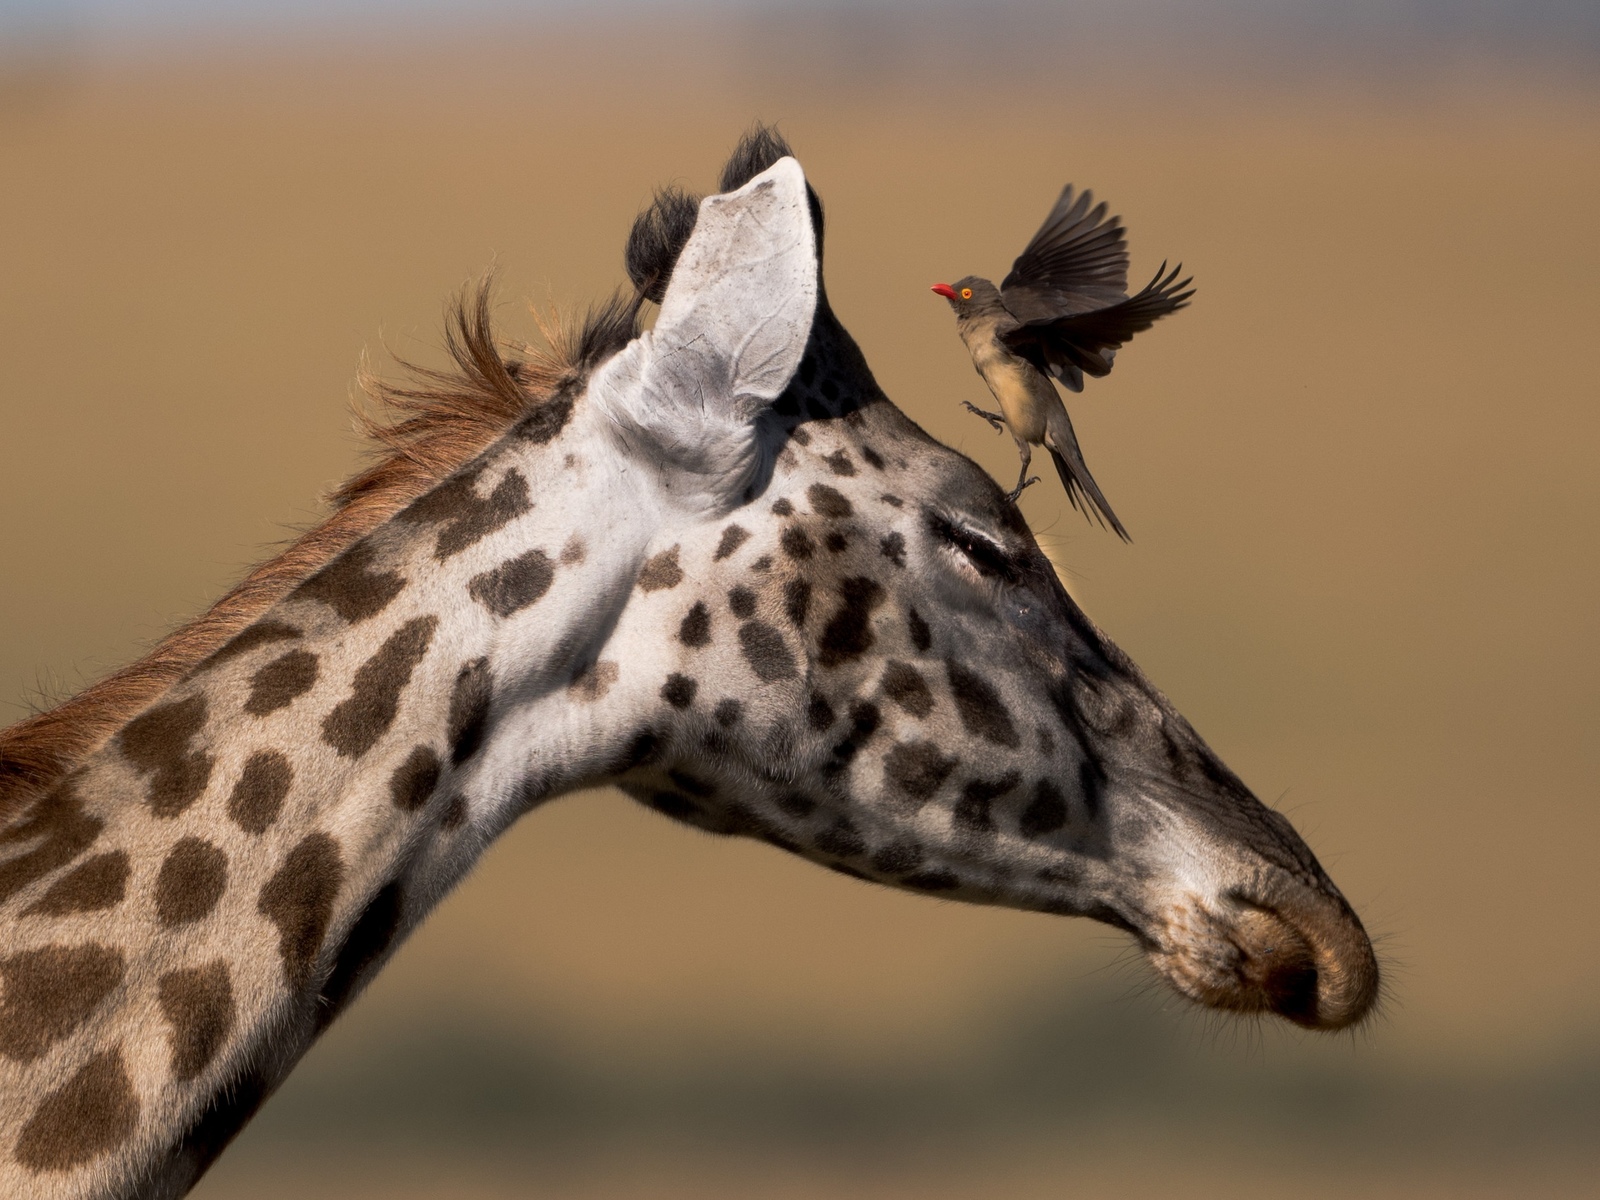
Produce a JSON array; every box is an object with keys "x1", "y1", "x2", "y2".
[{"x1": 960, "y1": 287, "x2": 972, "y2": 299}]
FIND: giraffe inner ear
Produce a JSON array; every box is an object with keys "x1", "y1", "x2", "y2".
[
  {"x1": 593, "y1": 158, "x2": 817, "y2": 433},
  {"x1": 587, "y1": 157, "x2": 819, "y2": 507},
  {"x1": 647, "y1": 155, "x2": 818, "y2": 414}
]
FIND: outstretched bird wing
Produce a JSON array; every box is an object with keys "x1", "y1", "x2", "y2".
[
  {"x1": 1042, "y1": 392, "x2": 1130, "y2": 542},
  {"x1": 1000, "y1": 262, "x2": 1194, "y2": 391},
  {"x1": 1000, "y1": 185, "x2": 1130, "y2": 321}
]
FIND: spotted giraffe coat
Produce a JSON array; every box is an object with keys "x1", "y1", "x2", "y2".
[{"x1": 0, "y1": 148, "x2": 1376, "y2": 1199}]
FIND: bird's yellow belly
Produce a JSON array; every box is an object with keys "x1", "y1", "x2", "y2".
[{"x1": 978, "y1": 356, "x2": 1048, "y2": 444}]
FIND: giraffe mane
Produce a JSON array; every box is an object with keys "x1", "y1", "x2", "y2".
[{"x1": 0, "y1": 279, "x2": 637, "y2": 815}]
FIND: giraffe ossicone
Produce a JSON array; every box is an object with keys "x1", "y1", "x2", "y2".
[{"x1": 0, "y1": 135, "x2": 1378, "y2": 1199}]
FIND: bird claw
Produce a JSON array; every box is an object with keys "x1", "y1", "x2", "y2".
[
  {"x1": 962, "y1": 401, "x2": 1006, "y2": 433},
  {"x1": 1004, "y1": 476, "x2": 1041, "y2": 504}
]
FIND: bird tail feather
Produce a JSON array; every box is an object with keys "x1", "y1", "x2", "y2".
[{"x1": 1043, "y1": 399, "x2": 1131, "y2": 542}]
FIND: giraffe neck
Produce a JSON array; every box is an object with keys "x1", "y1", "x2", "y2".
[{"x1": 0, "y1": 396, "x2": 655, "y2": 1199}]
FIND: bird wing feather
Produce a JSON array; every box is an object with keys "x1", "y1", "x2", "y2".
[
  {"x1": 1000, "y1": 262, "x2": 1194, "y2": 386},
  {"x1": 1000, "y1": 184, "x2": 1131, "y2": 319}
]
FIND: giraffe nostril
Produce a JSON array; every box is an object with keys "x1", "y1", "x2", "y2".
[
  {"x1": 1229, "y1": 904, "x2": 1321, "y2": 1026},
  {"x1": 1224, "y1": 888, "x2": 1378, "y2": 1030}
]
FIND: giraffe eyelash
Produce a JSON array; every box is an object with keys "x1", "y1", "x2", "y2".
[{"x1": 926, "y1": 511, "x2": 1015, "y2": 582}]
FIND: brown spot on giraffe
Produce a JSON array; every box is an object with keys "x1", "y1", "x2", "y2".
[
  {"x1": 558, "y1": 534, "x2": 586, "y2": 564},
  {"x1": 321, "y1": 616, "x2": 438, "y2": 759},
  {"x1": 678, "y1": 601, "x2": 712, "y2": 647},
  {"x1": 907, "y1": 607, "x2": 932, "y2": 653},
  {"x1": 807, "y1": 482, "x2": 853, "y2": 518},
  {"x1": 1020, "y1": 779, "x2": 1069, "y2": 838},
  {"x1": 817, "y1": 577, "x2": 886, "y2": 668},
  {"x1": 227, "y1": 750, "x2": 292, "y2": 835},
  {"x1": 23, "y1": 850, "x2": 129, "y2": 917},
  {"x1": 784, "y1": 579, "x2": 811, "y2": 628},
  {"x1": 389, "y1": 746, "x2": 441, "y2": 813},
  {"x1": 881, "y1": 661, "x2": 934, "y2": 717},
  {"x1": 883, "y1": 740, "x2": 959, "y2": 805},
  {"x1": 879, "y1": 531, "x2": 907, "y2": 567},
  {"x1": 780, "y1": 526, "x2": 815, "y2": 561},
  {"x1": 200, "y1": 620, "x2": 301, "y2": 670},
  {"x1": 945, "y1": 660, "x2": 1021, "y2": 748},
  {"x1": 243, "y1": 649, "x2": 319, "y2": 717},
  {"x1": 447, "y1": 659, "x2": 493, "y2": 766},
  {"x1": 0, "y1": 782, "x2": 103, "y2": 906},
  {"x1": 778, "y1": 792, "x2": 817, "y2": 817},
  {"x1": 816, "y1": 818, "x2": 866, "y2": 858},
  {"x1": 637, "y1": 545, "x2": 684, "y2": 592},
  {"x1": 14, "y1": 1047, "x2": 139, "y2": 1171},
  {"x1": 739, "y1": 622, "x2": 798, "y2": 682},
  {"x1": 514, "y1": 391, "x2": 575, "y2": 444},
  {"x1": 823, "y1": 449, "x2": 857, "y2": 477},
  {"x1": 154, "y1": 838, "x2": 228, "y2": 927},
  {"x1": 258, "y1": 832, "x2": 344, "y2": 989},
  {"x1": 157, "y1": 961, "x2": 235, "y2": 1081},
  {"x1": 295, "y1": 541, "x2": 406, "y2": 624},
  {"x1": 569, "y1": 660, "x2": 619, "y2": 703},
  {"x1": 469, "y1": 549, "x2": 554, "y2": 618},
  {"x1": 713, "y1": 524, "x2": 751, "y2": 561},
  {"x1": 807, "y1": 693, "x2": 836, "y2": 731},
  {"x1": 440, "y1": 794, "x2": 468, "y2": 829},
  {"x1": 668, "y1": 769, "x2": 716, "y2": 797},
  {"x1": 0, "y1": 943, "x2": 125, "y2": 1062},
  {"x1": 402, "y1": 466, "x2": 533, "y2": 560},
  {"x1": 661, "y1": 674, "x2": 698, "y2": 709},
  {"x1": 119, "y1": 693, "x2": 213, "y2": 818},
  {"x1": 954, "y1": 772, "x2": 1021, "y2": 833},
  {"x1": 871, "y1": 842, "x2": 923, "y2": 874}
]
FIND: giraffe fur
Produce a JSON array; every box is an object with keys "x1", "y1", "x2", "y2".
[{"x1": 0, "y1": 136, "x2": 1378, "y2": 1199}]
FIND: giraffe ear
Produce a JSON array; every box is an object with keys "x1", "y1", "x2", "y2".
[
  {"x1": 589, "y1": 157, "x2": 818, "y2": 504},
  {"x1": 648, "y1": 155, "x2": 818, "y2": 411}
]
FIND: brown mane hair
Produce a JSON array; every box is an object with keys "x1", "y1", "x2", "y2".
[{"x1": 0, "y1": 281, "x2": 637, "y2": 815}]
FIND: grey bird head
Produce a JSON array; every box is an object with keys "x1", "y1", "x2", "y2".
[{"x1": 930, "y1": 276, "x2": 1006, "y2": 322}]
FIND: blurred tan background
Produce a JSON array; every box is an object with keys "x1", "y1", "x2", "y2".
[{"x1": 2, "y1": 4, "x2": 1598, "y2": 1196}]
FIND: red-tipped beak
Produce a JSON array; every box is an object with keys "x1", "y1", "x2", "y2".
[{"x1": 930, "y1": 283, "x2": 959, "y2": 300}]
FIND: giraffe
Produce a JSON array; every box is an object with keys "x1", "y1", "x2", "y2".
[{"x1": 0, "y1": 130, "x2": 1378, "y2": 1200}]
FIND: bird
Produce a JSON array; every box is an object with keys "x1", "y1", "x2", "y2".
[{"x1": 932, "y1": 184, "x2": 1193, "y2": 539}]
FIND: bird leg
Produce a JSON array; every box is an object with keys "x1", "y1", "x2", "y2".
[
  {"x1": 1006, "y1": 439, "x2": 1041, "y2": 503},
  {"x1": 963, "y1": 401, "x2": 1006, "y2": 433}
]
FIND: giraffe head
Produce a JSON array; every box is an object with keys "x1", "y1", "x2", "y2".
[{"x1": 526, "y1": 142, "x2": 1378, "y2": 1030}]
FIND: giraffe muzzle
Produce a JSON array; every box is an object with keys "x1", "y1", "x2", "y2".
[
  {"x1": 1234, "y1": 881, "x2": 1380, "y2": 1030},
  {"x1": 1145, "y1": 874, "x2": 1380, "y2": 1030}
]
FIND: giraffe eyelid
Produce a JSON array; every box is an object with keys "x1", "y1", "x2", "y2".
[{"x1": 925, "y1": 511, "x2": 1015, "y2": 582}]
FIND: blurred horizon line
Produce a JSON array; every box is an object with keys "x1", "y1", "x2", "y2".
[
  {"x1": 234, "y1": 974, "x2": 1600, "y2": 1164},
  {"x1": 3, "y1": 0, "x2": 1598, "y2": 75}
]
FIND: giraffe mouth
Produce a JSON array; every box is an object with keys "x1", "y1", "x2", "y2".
[{"x1": 1144, "y1": 879, "x2": 1380, "y2": 1030}]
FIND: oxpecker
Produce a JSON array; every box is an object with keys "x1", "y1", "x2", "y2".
[{"x1": 932, "y1": 185, "x2": 1193, "y2": 538}]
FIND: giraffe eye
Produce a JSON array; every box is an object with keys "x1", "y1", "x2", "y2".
[
  {"x1": 928, "y1": 512, "x2": 1012, "y2": 580},
  {"x1": 960, "y1": 287, "x2": 973, "y2": 300}
]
